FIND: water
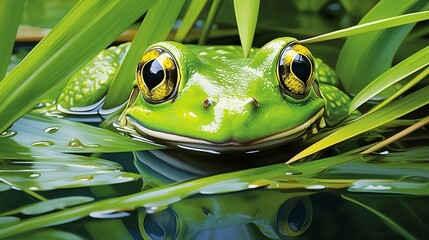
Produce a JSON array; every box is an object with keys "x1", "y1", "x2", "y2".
[{"x1": 1, "y1": 122, "x2": 429, "y2": 239}]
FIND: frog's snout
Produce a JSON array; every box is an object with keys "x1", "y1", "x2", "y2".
[{"x1": 202, "y1": 97, "x2": 260, "y2": 109}]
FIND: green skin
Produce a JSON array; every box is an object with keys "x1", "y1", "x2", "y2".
[{"x1": 57, "y1": 37, "x2": 351, "y2": 151}]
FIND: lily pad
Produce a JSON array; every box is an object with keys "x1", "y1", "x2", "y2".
[
  {"x1": 0, "y1": 182, "x2": 11, "y2": 192},
  {"x1": 0, "y1": 152, "x2": 140, "y2": 191},
  {"x1": 14, "y1": 229, "x2": 85, "y2": 240},
  {"x1": 21, "y1": 197, "x2": 94, "y2": 215},
  {"x1": 0, "y1": 113, "x2": 160, "y2": 154},
  {"x1": 0, "y1": 216, "x2": 20, "y2": 228}
]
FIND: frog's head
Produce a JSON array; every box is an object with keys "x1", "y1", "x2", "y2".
[{"x1": 119, "y1": 37, "x2": 326, "y2": 152}]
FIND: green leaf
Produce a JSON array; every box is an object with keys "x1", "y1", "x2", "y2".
[
  {"x1": 0, "y1": 0, "x2": 157, "y2": 133},
  {"x1": 342, "y1": 195, "x2": 417, "y2": 240},
  {"x1": 21, "y1": 197, "x2": 94, "y2": 215},
  {"x1": 0, "y1": 216, "x2": 20, "y2": 228},
  {"x1": 366, "y1": 67, "x2": 429, "y2": 115},
  {"x1": 174, "y1": 0, "x2": 210, "y2": 42},
  {"x1": 0, "y1": 113, "x2": 159, "y2": 154},
  {"x1": 103, "y1": 0, "x2": 186, "y2": 109},
  {"x1": 233, "y1": 0, "x2": 260, "y2": 58},
  {"x1": 85, "y1": 219, "x2": 135, "y2": 240},
  {"x1": 290, "y1": 0, "x2": 329, "y2": 12},
  {"x1": 14, "y1": 229, "x2": 85, "y2": 240},
  {"x1": 287, "y1": 85, "x2": 429, "y2": 163},
  {"x1": 0, "y1": 0, "x2": 25, "y2": 80},
  {"x1": 198, "y1": 0, "x2": 223, "y2": 45},
  {"x1": 300, "y1": 10, "x2": 429, "y2": 44},
  {"x1": 349, "y1": 45, "x2": 429, "y2": 113},
  {"x1": 335, "y1": 0, "x2": 429, "y2": 94}
]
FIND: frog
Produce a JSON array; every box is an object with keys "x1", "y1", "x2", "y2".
[{"x1": 53, "y1": 37, "x2": 352, "y2": 153}]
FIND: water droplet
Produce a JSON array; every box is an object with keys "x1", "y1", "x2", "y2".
[
  {"x1": 1, "y1": 130, "x2": 17, "y2": 138},
  {"x1": 44, "y1": 126, "x2": 60, "y2": 134},
  {"x1": 305, "y1": 185, "x2": 326, "y2": 190},
  {"x1": 145, "y1": 205, "x2": 168, "y2": 214},
  {"x1": 248, "y1": 179, "x2": 271, "y2": 189},
  {"x1": 31, "y1": 141, "x2": 54, "y2": 147},
  {"x1": 75, "y1": 175, "x2": 94, "y2": 181},
  {"x1": 363, "y1": 184, "x2": 391, "y2": 190},
  {"x1": 30, "y1": 173, "x2": 41, "y2": 178},
  {"x1": 90, "y1": 209, "x2": 131, "y2": 219},
  {"x1": 66, "y1": 138, "x2": 99, "y2": 148}
]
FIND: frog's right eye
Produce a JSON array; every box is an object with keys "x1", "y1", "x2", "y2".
[
  {"x1": 276, "y1": 42, "x2": 315, "y2": 99},
  {"x1": 136, "y1": 47, "x2": 180, "y2": 103}
]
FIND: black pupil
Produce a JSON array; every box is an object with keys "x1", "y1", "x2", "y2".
[
  {"x1": 143, "y1": 59, "x2": 164, "y2": 91},
  {"x1": 292, "y1": 54, "x2": 311, "y2": 82}
]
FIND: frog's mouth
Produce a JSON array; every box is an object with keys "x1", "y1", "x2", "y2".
[{"x1": 119, "y1": 108, "x2": 325, "y2": 153}]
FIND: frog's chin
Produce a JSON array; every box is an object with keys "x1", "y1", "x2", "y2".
[{"x1": 120, "y1": 109, "x2": 325, "y2": 154}]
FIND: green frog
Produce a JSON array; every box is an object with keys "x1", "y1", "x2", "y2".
[{"x1": 54, "y1": 37, "x2": 351, "y2": 152}]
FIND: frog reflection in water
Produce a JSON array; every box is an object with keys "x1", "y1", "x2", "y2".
[{"x1": 56, "y1": 37, "x2": 351, "y2": 157}]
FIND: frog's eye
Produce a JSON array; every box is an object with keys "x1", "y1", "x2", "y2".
[
  {"x1": 136, "y1": 47, "x2": 180, "y2": 103},
  {"x1": 277, "y1": 43, "x2": 315, "y2": 98}
]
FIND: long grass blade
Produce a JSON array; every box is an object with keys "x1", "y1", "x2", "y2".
[
  {"x1": 233, "y1": 0, "x2": 260, "y2": 58},
  {"x1": 198, "y1": 0, "x2": 223, "y2": 45},
  {"x1": 300, "y1": 10, "x2": 429, "y2": 44},
  {"x1": 360, "y1": 115, "x2": 429, "y2": 154},
  {"x1": 366, "y1": 67, "x2": 429, "y2": 115},
  {"x1": 0, "y1": 0, "x2": 157, "y2": 133},
  {"x1": 342, "y1": 195, "x2": 417, "y2": 240},
  {"x1": 349, "y1": 45, "x2": 429, "y2": 113},
  {"x1": 291, "y1": 0, "x2": 329, "y2": 12},
  {"x1": 287, "y1": 85, "x2": 429, "y2": 163},
  {"x1": 0, "y1": 0, "x2": 25, "y2": 80},
  {"x1": 174, "y1": 0, "x2": 210, "y2": 42},
  {"x1": 103, "y1": 0, "x2": 186, "y2": 109},
  {"x1": 335, "y1": 1, "x2": 429, "y2": 94}
]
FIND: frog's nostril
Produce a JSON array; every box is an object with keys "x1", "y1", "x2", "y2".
[
  {"x1": 245, "y1": 97, "x2": 259, "y2": 109},
  {"x1": 203, "y1": 98, "x2": 214, "y2": 109}
]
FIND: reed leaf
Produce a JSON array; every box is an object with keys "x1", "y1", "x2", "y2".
[
  {"x1": 342, "y1": 195, "x2": 417, "y2": 240},
  {"x1": 0, "y1": 0, "x2": 157, "y2": 133},
  {"x1": 366, "y1": 67, "x2": 429, "y2": 115},
  {"x1": 335, "y1": 0, "x2": 429, "y2": 94},
  {"x1": 287, "y1": 85, "x2": 429, "y2": 163},
  {"x1": 300, "y1": 10, "x2": 429, "y2": 44},
  {"x1": 103, "y1": 0, "x2": 186, "y2": 109},
  {"x1": 291, "y1": 0, "x2": 329, "y2": 12},
  {"x1": 349, "y1": 45, "x2": 429, "y2": 113},
  {"x1": 233, "y1": 0, "x2": 260, "y2": 58},
  {"x1": 174, "y1": 0, "x2": 210, "y2": 42},
  {"x1": 198, "y1": 0, "x2": 223, "y2": 44},
  {"x1": 0, "y1": 0, "x2": 25, "y2": 80}
]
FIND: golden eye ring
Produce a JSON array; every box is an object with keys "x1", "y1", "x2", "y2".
[
  {"x1": 136, "y1": 47, "x2": 180, "y2": 103},
  {"x1": 277, "y1": 43, "x2": 316, "y2": 98}
]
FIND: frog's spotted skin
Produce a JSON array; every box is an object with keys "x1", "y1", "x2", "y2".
[
  {"x1": 319, "y1": 84, "x2": 351, "y2": 125},
  {"x1": 314, "y1": 59, "x2": 351, "y2": 126},
  {"x1": 58, "y1": 43, "x2": 130, "y2": 109}
]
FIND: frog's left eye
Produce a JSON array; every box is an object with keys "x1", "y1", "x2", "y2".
[
  {"x1": 277, "y1": 43, "x2": 315, "y2": 98},
  {"x1": 136, "y1": 47, "x2": 180, "y2": 103}
]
